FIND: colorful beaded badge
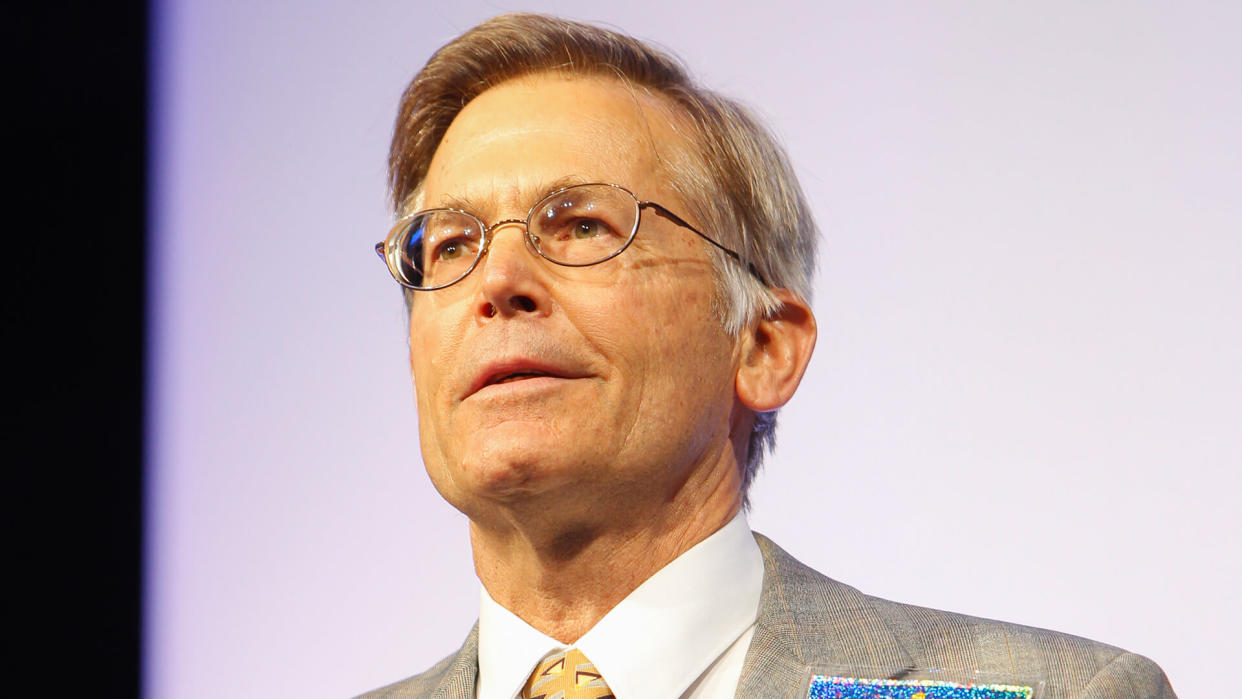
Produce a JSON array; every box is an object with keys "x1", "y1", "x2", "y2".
[{"x1": 806, "y1": 675, "x2": 1033, "y2": 699}]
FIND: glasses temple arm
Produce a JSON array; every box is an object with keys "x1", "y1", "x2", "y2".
[{"x1": 641, "y1": 202, "x2": 769, "y2": 286}]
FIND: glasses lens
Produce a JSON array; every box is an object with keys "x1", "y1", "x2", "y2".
[
  {"x1": 394, "y1": 210, "x2": 483, "y2": 289},
  {"x1": 528, "y1": 184, "x2": 638, "y2": 266}
]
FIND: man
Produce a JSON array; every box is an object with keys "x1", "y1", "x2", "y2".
[{"x1": 364, "y1": 13, "x2": 1174, "y2": 699}]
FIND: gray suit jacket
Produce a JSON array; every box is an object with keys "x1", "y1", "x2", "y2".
[{"x1": 360, "y1": 534, "x2": 1175, "y2": 698}]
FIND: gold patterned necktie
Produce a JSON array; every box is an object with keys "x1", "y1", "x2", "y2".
[{"x1": 520, "y1": 648, "x2": 615, "y2": 699}]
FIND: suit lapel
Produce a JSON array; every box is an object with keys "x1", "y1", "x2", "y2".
[
  {"x1": 429, "y1": 624, "x2": 480, "y2": 699},
  {"x1": 737, "y1": 534, "x2": 915, "y2": 698}
]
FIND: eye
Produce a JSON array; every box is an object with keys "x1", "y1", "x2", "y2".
[
  {"x1": 572, "y1": 219, "x2": 606, "y2": 239},
  {"x1": 419, "y1": 214, "x2": 481, "y2": 268},
  {"x1": 436, "y1": 240, "x2": 464, "y2": 260}
]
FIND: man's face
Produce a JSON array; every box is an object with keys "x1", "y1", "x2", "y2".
[{"x1": 408, "y1": 74, "x2": 744, "y2": 525}]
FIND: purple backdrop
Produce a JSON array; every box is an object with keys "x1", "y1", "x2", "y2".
[{"x1": 148, "y1": 2, "x2": 1242, "y2": 697}]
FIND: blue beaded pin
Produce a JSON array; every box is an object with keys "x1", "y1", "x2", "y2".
[{"x1": 806, "y1": 675, "x2": 1033, "y2": 699}]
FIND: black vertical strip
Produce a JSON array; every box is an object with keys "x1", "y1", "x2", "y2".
[{"x1": 11, "y1": 1, "x2": 146, "y2": 696}]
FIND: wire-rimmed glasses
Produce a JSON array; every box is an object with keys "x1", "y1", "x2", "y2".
[{"x1": 374, "y1": 182, "x2": 763, "y2": 291}]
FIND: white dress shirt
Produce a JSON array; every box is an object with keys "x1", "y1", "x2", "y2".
[{"x1": 476, "y1": 512, "x2": 763, "y2": 699}]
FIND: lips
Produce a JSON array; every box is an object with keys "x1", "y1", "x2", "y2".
[
  {"x1": 490, "y1": 370, "x2": 559, "y2": 386},
  {"x1": 464, "y1": 358, "x2": 584, "y2": 399}
]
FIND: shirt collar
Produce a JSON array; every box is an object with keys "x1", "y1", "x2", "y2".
[
  {"x1": 476, "y1": 590, "x2": 564, "y2": 699},
  {"x1": 476, "y1": 512, "x2": 763, "y2": 699}
]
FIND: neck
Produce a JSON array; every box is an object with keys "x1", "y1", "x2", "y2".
[{"x1": 469, "y1": 456, "x2": 744, "y2": 643}]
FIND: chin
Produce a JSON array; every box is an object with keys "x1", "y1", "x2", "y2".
[{"x1": 453, "y1": 438, "x2": 571, "y2": 500}]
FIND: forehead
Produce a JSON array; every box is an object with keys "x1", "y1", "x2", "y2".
[{"x1": 421, "y1": 74, "x2": 687, "y2": 214}]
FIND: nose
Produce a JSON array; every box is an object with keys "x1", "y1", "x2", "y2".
[{"x1": 475, "y1": 220, "x2": 547, "y2": 319}]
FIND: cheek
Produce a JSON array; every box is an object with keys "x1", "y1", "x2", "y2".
[
  {"x1": 410, "y1": 292, "x2": 463, "y2": 366},
  {"x1": 409, "y1": 309, "x2": 470, "y2": 493},
  {"x1": 407, "y1": 333, "x2": 441, "y2": 466},
  {"x1": 408, "y1": 302, "x2": 465, "y2": 427},
  {"x1": 601, "y1": 271, "x2": 730, "y2": 389},
  {"x1": 408, "y1": 327, "x2": 437, "y2": 403},
  {"x1": 602, "y1": 275, "x2": 737, "y2": 469}
]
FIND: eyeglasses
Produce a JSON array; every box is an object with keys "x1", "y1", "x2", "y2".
[{"x1": 374, "y1": 182, "x2": 764, "y2": 291}]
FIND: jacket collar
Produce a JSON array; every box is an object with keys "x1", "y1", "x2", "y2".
[
  {"x1": 426, "y1": 624, "x2": 479, "y2": 699},
  {"x1": 736, "y1": 534, "x2": 916, "y2": 698}
]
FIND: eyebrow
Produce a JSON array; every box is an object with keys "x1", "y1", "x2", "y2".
[{"x1": 433, "y1": 175, "x2": 594, "y2": 215}]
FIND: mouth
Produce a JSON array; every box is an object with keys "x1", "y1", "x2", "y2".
[
  {"x1": 465, "y1": 359, "x2": 583, "y2": 399},
  {"x1": 487, "y1": 370, "x2": 555, "y2": 386}
]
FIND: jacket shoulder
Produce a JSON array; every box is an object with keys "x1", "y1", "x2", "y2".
[
  {"x1": 753, "y1": 534, "x2": 1174, "y2": 698},
  {"x1": 355, "y1": 625, "x2": 479, "y2": 699},
  {"x1": 355, "y1": 652, "x2": 458, "y2": 699},
  {"x1": 866, "y1": 594, "x2": 1173, "y2": 696}
]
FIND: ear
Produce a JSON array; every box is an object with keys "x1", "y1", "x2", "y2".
[{"x1": 735, "y1": 289, "x2": 817, "y2": 412}]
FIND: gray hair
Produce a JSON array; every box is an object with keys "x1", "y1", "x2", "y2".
[{"x1": 389, "y1": 13, "x2": 818, "y2": 500}]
